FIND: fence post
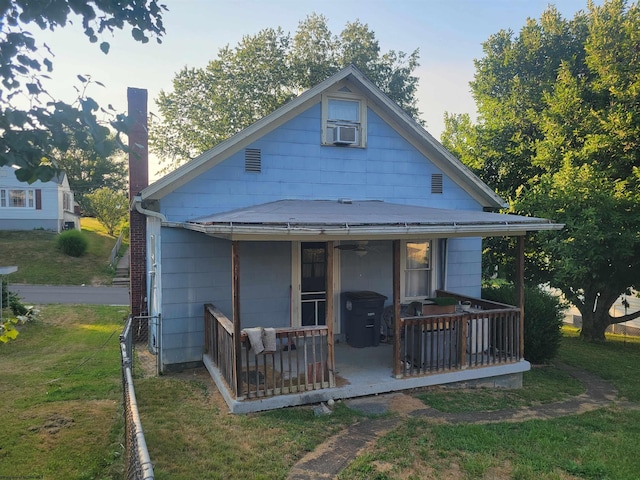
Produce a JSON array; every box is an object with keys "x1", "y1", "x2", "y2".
[{"x1": 120, "y1": 315, "x2": 154, "y2": 480}]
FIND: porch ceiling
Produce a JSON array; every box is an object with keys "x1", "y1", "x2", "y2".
[{"x1": 180, "y1": 199, "x2": 563, "y2": 240}]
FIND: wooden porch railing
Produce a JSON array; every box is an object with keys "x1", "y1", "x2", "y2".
[
  {"x1": 204, "y1": 304, "x2": 333, "y2": 400},
  {"x1": 400, "y1": 292, "x2": 522, "y2": 376}
]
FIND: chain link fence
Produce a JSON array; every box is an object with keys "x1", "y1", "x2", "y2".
[{"x1": 120, "y1": 315, "x2": 155, "y2": 480}]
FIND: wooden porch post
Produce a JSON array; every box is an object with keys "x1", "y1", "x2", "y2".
[
  {"x1": 392, "y1": 240, "x2": 402, "y2": 377},
  {"x1": 516, "y1": 235, "x2": 525, "y2": 359},
  {"x1": 232, "y1": 241, "x2": 243, "y2": 396},
  {"x1": 325, "y1": 241, "x2": 335, "y2": 387}
]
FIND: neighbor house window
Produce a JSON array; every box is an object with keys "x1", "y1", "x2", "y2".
[
  {"x1": 0, "y1": 189, "x2": 34, "y2": 208},
  {"x1": 322, "y1": 91, "x2": 367, "y2": 147},
  {"x1": 63, "y1": 192, "x2": 72, "y2": 211},
  {"x1": 402, "y1": 240, "x2": 432, "y2": 301}
]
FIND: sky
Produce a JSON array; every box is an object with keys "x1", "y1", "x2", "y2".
[{"x1": 30, "y1": 0, "x2": 596, "y2": 178}]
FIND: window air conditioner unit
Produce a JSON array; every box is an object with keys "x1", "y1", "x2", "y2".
[{"x1": 333, "y1": 125, "x2": 357, "y2": 145}]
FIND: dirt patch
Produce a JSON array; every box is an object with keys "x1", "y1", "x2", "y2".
[
  {"x1": 388, "y1": 393, "x2": 428, "y2": 416},
  {"x1": 29, "y1": 413, "x2": 75, "y2": 435},
  {"x1": 166, "y1": 366, "x2": 230, "y2": 411},
  {"x1": 136, "y1": 347, "x2": 158, "y2": 377}
]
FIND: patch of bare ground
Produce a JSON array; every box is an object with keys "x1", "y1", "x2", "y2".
[
  {"x1": 22, "y1": 399, "x2": 117, "y2": 450},
  {"x1": 388, "y1": 392, "x2": 429, "y2": 416}
]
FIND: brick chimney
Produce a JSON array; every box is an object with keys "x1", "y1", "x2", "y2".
[{"x1": 128, "y1": 87, "x2": 149, "y2": 323}]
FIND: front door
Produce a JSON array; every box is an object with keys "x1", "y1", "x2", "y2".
[{"x1": 301, "y1": 242, "x2": 326, "y2": 326}]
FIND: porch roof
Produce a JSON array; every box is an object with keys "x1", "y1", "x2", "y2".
[{"x1": 181, "y1": 199, "x2": 563, "y2": 240}]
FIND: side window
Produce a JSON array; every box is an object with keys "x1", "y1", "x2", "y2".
[
  {"x1": 322, "y1": 93, "x2": 366, "y2": 147},
  {"x1": 402, "y1": 240, "x2": 432, "y2": 301}
]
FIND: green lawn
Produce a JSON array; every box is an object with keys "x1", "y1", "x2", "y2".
[
  {"x1": 339, "y1": 333, "x2": 640, "y2": 480},
  {"x1": 4, "y1": 311, "x2": 640, "y2": 479},
  {"x1": 0, "y1": 218, "x2": 125, "y2": 285},
  {"x1": 0, "y1": 305, "x2": 129, "y2": 479}
]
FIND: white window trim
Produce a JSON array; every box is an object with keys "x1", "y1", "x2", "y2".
[
  {"x1": 321, "y1": 92, "x2": 367, "y2": 148},
  {"x1": 400, "y1": 239, "x2": 436, "y2": 303},
  {"x1": 0, "y1": 188, "x2": 35, "y2": 209}
]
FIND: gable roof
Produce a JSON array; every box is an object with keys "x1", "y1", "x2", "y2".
[
  {"x1": 184, "y1": 199, "x2": 563, "y2": 240},
  {"x1": 1, "y1": 165, "x2": 68, "y2": 186},
  {"x1": 141, "y1": 65, "x2": 506, "y2": 208}
]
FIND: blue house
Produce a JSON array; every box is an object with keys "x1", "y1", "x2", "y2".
[{"x1": 129, "y1": 66, "x2": 562, "y2": 413}]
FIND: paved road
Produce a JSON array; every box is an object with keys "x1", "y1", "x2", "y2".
[{"x1": 9, "y1": 284, "x2": 129, "y2": 306}]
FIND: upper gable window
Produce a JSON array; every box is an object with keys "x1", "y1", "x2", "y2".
[{"x1": 322, "y1": 93, "x2": 367, "y2": 148}]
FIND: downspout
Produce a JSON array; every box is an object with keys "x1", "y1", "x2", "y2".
[
  {"x1": 133, "y1": 195, "x2": 167, "y2": 222},
  {"x1": 133, "y1": 195, "x2": 167, "y2": 372}
]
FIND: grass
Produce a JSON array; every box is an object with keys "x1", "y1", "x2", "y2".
[
  {"x1": 0, "y1": 218, "x2": 126, "y2": 285},
  {"x1": 0, "y1": 304, "x2": 129, "y2": 480},
  {"x1": 415, "y1": 366, "x2": 584, "y2": 413},
  {"x1": 5, "y1": 312, "x2": 640, "y2": 479},
  {"x1": 341, "y1": 409, "x2": 640, "y2": 480},
  {"x1": 135, "y1": 374, "x2": 366, "y2": 479},
  {"x1": 338, "y1": 333, "x2": 640, "y2": 480}
]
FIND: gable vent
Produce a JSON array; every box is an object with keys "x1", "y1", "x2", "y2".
[
  {"x1": 431, "y1": 174, "x2": 443, "y2": 194},
  {"x1": 245, "y1": 148, "x2": 261, "y2": 173}
]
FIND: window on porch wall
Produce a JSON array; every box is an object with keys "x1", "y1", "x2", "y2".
[{"x1": 403, "y1": 240, "x2": 432, "y2": 301}]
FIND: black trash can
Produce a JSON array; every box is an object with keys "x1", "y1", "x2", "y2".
[{"x1": 343, "y1": 291, "x2": 387, "y2": 348}]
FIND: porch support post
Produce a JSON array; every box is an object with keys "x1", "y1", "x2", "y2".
[
  {"x1": 516, "y1": 235, "x2": 525, "y2": 359},
  {"x1": 392, "y1": 240, "x2": 402, "y2": 378},
  {"x1": 232, "y1": 241, "x2": 242, "y2": 396},
  {"x1": 325, "y1": 241, "x2": 336, "y2": 387}
]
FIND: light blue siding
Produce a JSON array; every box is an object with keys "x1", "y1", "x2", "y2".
[
  {"x1": 160, "y1": 234, "x2": 292, "y2": 367},
  {"x1": 160, "y1": 106, "x2": 480, "y2": 222},
  {"x1": 156, "y1": 99, "x2": 488, "y2": 368},
  {"x1": 238, "y1": 241, "x2": 291, "y2": 329},
  {"x1": 160, "y1": 228, "x2": 231, "y2": 367},
  {"x1": 445, "y1": 237, "x2": 482, "y2": 297},
  {"x1": 340, "y1": 242, "x2": 393, "y2": 302}
]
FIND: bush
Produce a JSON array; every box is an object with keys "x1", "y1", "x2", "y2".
[
  {"x1": 56, "y1": 229, "x2": 88, "y2": 257},
  {"x1": 2, "y1": 278, "x2": 27, "y2": 315},
  {"x1": 482, "y1": 284, "x2": 565, "y2": 364}
]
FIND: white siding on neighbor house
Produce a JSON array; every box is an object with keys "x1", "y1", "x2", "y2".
[
  {"x1": 0, "y1": 166, "x2": 77, "y2": 231},
  {"x1": 159, "y1": 107, "x2": 481, "y2": 222}
]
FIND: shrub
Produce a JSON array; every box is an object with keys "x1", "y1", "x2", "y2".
[
  {"x1": 482, "y1": 284, "x2": 565, "y2": 364},
  {"x1": 1, "y1": 278, "x2": 25, "y2": 315},
  {"x1": 56, "y1": 229, "x2": 88, "y2": 257}
]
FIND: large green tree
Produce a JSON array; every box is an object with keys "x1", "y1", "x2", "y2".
[
  {"x1": 55, "y1": 135, "x2": 127, "y2": 214},
  {"x1": 444, "y1": 0, "x2": 640, "y2": 342},
  {"x1": 86, "y1": 186, "x2": 128, "y2": 236},
  {"x1": 0, "y1": 0, "x2": 166, "y2": 183},
  {"x1": 150, "y1": 13, "x2": 420, "y2": 170}
]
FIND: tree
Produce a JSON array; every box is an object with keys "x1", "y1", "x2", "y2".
[
  {"x1": 151, "y1": 13, "x2": 420, "y2": 170},
  {"x1": 86, "y1": 187, "x2": 128, "y2": 236},
  {"x1": 0, "y1": 0, "x2": 166, "y2": 183},
  {"x1": 445, "y1": 0, "x2": 640, "y2": 342},
  {"x1": 55, "y1": 135, "x2": 127, "y2": 214}
]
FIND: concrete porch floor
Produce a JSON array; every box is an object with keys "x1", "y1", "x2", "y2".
[{"x1": 205, "y1": 341, "x2": 530, "y2": 414}]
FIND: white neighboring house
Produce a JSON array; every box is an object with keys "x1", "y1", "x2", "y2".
[{"x1": 0, "y1": 165, "x2": 80, "y2": 232}]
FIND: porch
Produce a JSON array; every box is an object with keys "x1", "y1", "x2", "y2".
[{"x1": 203, "y1": 291, "x2": 526, "y2": 413}]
